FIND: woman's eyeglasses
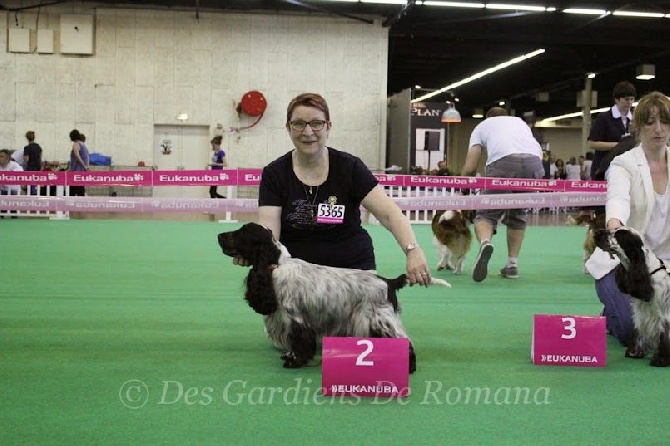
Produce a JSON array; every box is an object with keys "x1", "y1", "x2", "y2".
[{"x1": 288, "y1": 120, "x2": 327, "y2": 132}]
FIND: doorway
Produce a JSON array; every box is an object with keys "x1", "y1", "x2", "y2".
[{"x1": 153, "y1": 125, "x2": 210, "y2": 198}]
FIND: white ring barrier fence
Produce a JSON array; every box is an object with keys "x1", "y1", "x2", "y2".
[{"x1": 0, "y1": 168, "x2": 606, "y2": 222}]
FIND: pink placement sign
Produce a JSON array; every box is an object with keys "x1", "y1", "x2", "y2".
[
  {"x1": 532, "y1": 315, "x2": 607, "y2": 367},
  {"x1": 322, "y1": 337, "x2": 410, "y2": 398}
]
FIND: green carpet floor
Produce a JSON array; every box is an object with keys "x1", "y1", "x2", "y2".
[{"x1": 1, "y1": 219, "x2": 667, "y2": 445}]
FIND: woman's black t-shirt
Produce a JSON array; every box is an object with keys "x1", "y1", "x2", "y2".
[{"x1": 259, "y1": 147, "x2": 378, "y2": 269}]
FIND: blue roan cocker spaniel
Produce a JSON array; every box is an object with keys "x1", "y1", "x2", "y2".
[
  {"x1": 595, "y1": 226, "x2": 670, "y2": 367},
  {"x1": 217, "y1": 222, "x2": 449, "y2": 373}
]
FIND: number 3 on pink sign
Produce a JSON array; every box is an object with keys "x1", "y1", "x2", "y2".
[
  {"x1": 561, "y1": 317, "x2": 576, "y2": 339},
  {"x1": 532, "y1": 314, "x2": 607, "y2": 367}
]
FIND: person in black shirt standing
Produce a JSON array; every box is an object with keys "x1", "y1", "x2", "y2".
[
  {"x1": 23, "y1": 130, "x2": 43, "y2": 195},
  {"x1": 587, "y1": 81, "x2": 636, "y2": 179}
]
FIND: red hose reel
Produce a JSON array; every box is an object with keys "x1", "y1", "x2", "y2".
[{"x1": 237, "y1": 90, "x2": 267, "y2": 117}]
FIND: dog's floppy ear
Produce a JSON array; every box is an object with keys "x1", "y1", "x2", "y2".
[
  {"x1": 614, "y1": 230, "x2": 654, "y2": 302},
  {"x1": 245, "y1": 268, "x2": 278, "y2": 315}
]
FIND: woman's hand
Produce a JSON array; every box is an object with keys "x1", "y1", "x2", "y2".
[
  {"x1": 606, "y1": 218, "x2": 623, "y2": 232},
  {"x1": 406, "y1": 248, "x2": 432, "y2": 287}
]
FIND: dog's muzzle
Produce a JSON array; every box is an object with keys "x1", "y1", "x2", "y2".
[{"x1": 217, "y1": 233, "x2": 238, "y2": 257}]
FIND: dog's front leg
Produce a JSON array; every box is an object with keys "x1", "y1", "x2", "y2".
[
  {"x1": 625, "y1": 329, "x2": 646, "y2": 359},
  {"x1": 436, "y1": 247, "x2": 448, "y2": 271},
  {"x1": 409, "y1": 342, "x2": 417, "y2": 374},
  {"x1": 283, "y1": 321, "x2": 316, "y2": 368},
  {"x1": 649, "y1": 324, "x2": 670, "y2": 367}
]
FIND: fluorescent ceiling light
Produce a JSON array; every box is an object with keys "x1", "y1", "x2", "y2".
[
  {"x1": 541, "y1": 101, "x2": 641, "y2": 123},
  {"x1": 361, "y1": 0, "x2": 408, "y2": 4},
  {"x1": 486, "y1": 3, "x2": 547, "y2": 12},
  {"x1": 613, "y1": 11, "x2": 665, "y2": 18},
  {"x1": 412, "y1": 48, "x2": 545, "y2": 103},
  {"x1": 563, "y1": 8, "x2": 610, "y2": 15},
  {"x1": 423, "y1": 1, "x2": 485, "y2": 7}
]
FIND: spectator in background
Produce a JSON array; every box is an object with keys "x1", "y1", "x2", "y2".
[
  {"x1": 588, "y1": 81, "x2": 636, "y2": 179},
  {"x1": 0, "y1": 149, "x2": 23, "y2": 218},
  {"x1": 553, "y1": 158, "x2": 567, "y2": 180},
  {"x1": 23, "y1": 131, "x2": 42, "y2": 171},
  {"x1": 11, "y1": 148, "x2": 24, "y2": 169},
  {"x1": 432, "y1": 160, "x2": 452, "y2": 176},
  {"x1": 68, "y1": 129, "x2": 89, "y2": 197},
  {"x1": 207, "y1": 135, "x2": 227, "y2": 198},
  {"x1": 582, "y1": 152, "x2": 594, "y2": 180},
  {"x1": 565, "y1": 157, "x2": 582, "y2": 180},
  {"x1": 24, "y1": 131, "x2": 42, "y2": 195},
  {"x1": 461, "y1": 107, "x2": 544, "y2": 282},
  {"x1": 592, "y1": 123, "x2": 638, "y2": 182}
]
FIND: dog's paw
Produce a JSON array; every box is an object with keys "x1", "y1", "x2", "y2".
[
  {"x1": 283, "y1": 356, "x2": 309, "y2": 369},
  {"x1": 625, "y1": 346, "x2": 646, "y2": 359},
  {"x1": 649, "y1": 354, "x2": 670, "y2": 367},
  {"x1": 280, "y1": 351, "x2": 294, "y2": 360}
]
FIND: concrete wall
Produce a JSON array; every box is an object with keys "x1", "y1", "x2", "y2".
[{"x1": 0, "y1": 3, "x2": 388, "y2": 169}]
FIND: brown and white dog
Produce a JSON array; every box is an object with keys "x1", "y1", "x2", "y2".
[
  {"x1": 431, "y1": 210, "x2": 473, "y2": 275},
  {"x1": 567, "y1": 211, "x2": 606, "y2": 272}
]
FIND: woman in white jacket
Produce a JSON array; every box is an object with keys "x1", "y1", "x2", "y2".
[{"x1": 586, "y1": 91, "x2": 670, "y2": 346}]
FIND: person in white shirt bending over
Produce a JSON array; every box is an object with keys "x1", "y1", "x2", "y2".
[{"x1": 461, "y1": 107, "x2": 545, "y2": 282}]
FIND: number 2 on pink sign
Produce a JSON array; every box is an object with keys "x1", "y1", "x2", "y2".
[
  {"x1": 355, "y1": 339, "x2": 374, "y2": 366},
  {"x1": 561, "y1": 317, "x2": 576, "y2": 339}
]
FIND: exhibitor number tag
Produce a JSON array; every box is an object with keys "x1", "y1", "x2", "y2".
[{"x1": 316, "y1": 203, "x2": 345, "y2": 224}]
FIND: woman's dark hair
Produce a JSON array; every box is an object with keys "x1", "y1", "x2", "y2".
[
  {"x1": 612, "y1": 81, "x2": 636, "y2": 99},
  {"x1": 69, "y1": 129, "x2": 81, "y2": 142}
]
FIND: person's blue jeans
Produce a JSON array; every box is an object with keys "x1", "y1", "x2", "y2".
[{"x1": 595, "y1": 270, "x2": 635, "y2": 346}]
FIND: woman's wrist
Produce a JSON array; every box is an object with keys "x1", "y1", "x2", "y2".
[{"x1": 403, "y1": 242, "x2": 421, "y2": 255}]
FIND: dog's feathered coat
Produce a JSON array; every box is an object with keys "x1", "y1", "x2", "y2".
[
  {"x1": 431, "y1": 210, "x2": 472, "y2": 274},
  {"x1": 218, "y1": 223, "x2": 449, "y2": 372},
  {"x1": 594, "y1": 227, "x2": 670, "y2": 366}
]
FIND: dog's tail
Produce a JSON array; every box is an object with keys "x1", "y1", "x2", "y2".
[
  {"x1": 384, "y1": 274, "x2": 408, "y2": 312},
  {"x1": 402, "y1": 274, "x2": 451, "y2": 288},
  {"x1": 388, "y1": 274, "x2": 408, "y2": 291}
]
